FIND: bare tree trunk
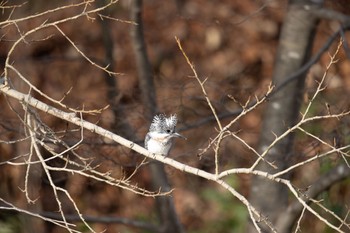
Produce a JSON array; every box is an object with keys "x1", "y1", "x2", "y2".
[
  {"x1": 248, "y1": 0, "x2": 323, "y2": 232},
  {"x1": 130, "y1": 1, "x2": 184, "y2": 233},
  {"x1": 96, "y1": 0, "x2": 134, "y2": 139},
  {"x1": 130, "y1": 0, "x2": 157, "y2": 119}
]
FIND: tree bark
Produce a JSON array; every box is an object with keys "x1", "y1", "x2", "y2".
[
  {"x1": 130, "y1": 1, "x2": 184, "y2": 233},
  {"x1": 248, "y1": 0, "x2": 323, "y2": 232},
  {"x1": 130, "y1": 0, "x2": 157, "y2": 118},
  {"x1": 96, "y1": 0, "x2": 134, "y2": 139}
]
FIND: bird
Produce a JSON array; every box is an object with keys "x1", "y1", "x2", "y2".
[{"x1": 144, "y1": 114, "x2": 186, "y2": 156}]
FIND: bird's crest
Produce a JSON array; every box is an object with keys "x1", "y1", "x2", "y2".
[{"x1": 149, "y1": 114, "x2": 178, "y2": 133}]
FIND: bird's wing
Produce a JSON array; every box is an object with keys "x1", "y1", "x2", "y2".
[{"x1": 144, "y1": 133, "x2": 151, "y2": 149}]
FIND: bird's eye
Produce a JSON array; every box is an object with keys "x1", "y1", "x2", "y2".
[{"x1": 166, "y1": 129, "x2": 171, "y2": 133}]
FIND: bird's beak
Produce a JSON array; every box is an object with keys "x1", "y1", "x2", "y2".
[{"x1": 173, "y1": 132, "x2": 187, "y2": 140}]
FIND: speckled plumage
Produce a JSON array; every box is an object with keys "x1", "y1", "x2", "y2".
[
  {"x1": 145, "y1": 114, "x2": 185, "y2": 156},
  {"x1": 149, "y1": 114, "x2": 177, "y2": 133}
]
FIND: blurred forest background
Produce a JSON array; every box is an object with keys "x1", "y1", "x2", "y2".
[{"x1": 0, "y1": 0, "x2": 350, "y2": 233}]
